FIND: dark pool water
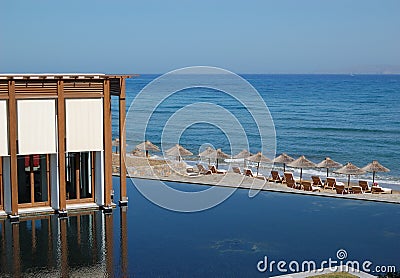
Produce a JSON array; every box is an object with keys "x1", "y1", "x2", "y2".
[{"x1": 1, "y1": 177, "x2": 399, "y2": 277}]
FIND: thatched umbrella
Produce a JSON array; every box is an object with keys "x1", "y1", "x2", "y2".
[
  {"x1": 165, "y1": 144, "x2": 193, "y2": 161},
  {"x1": 316, "y1": 157, "x2": 342, "y2": 178},
  {"x1": 131, "y1": 148, "x2": 146, "y2": 157},
  {"x1": 273, "y1": 153, "x2": 295, "y2": 172},
  {"x1": 233, "y1": 149, "x2": 252, "y2": 167},
  {"x1": 135, "y1": 140, "x2": 160, "y2": 157},
  {"x1": 213, "y1": 149, "x2": 230, "y2": 168},
  {"x1": 287, "y1": 155, "x2": 316, "y2": 183},
  {"x1": 246, "y1": 152, "x2": 272, "y2": 176},
  {"x1": 199, "y1": 148, "x2": 230, "y2": 168},
  {"x1": 112, "y1": 138, "x2": 119, "y2": 154},
  {"x1": 199, "y1": 147, "x2": 215, "y2": 165},
  {"x1": 362, "y1": 160, "x2": 390, "y2": 184},
  {"x1": 334, "y1": 162, "x2": 366, "y2": 190}
]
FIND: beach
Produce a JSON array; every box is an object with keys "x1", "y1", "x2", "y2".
[{"x1": 112, "y1": 153, "x2": 400, "y2": 204}]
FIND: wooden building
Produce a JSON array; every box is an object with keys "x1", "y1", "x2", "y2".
[{"x1": 0, "y1": 74, "x2": 130, "y2": 221}]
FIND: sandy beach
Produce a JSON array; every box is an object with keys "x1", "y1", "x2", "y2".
[{"x1": 112, "y1": 154, "x2": 400, "y2": 204}]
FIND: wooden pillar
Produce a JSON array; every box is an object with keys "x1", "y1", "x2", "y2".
[
  {"x1": 119, "y1": 78, "x2": 127, "y2": 205},
  {"x1": 103, "y1": 79, "x2": 112, "y2": 207},
  {"x1": 57, "y1": 80, "x2": 67, "y2": 212},
  {"x1": 75, "y1": 153, "x2": 80, "y2": 200},
  {"x1": 8, "y1": 80, "x2": 18, "y2": 216}
]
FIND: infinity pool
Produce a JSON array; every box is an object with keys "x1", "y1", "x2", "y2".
[{"x1": 1, "y1": 177, "x2": 399, "y2": 277}]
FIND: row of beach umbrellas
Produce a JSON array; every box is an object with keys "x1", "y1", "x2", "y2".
[{"x1": 127, "y1": 140, "x2": 390, "y2": 185}]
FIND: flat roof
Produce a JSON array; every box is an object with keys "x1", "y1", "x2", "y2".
[{"x1": 0, "y1": 73, "x2": 135, "y2": 80}]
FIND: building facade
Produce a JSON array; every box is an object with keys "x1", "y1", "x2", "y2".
[{"x1": 0, "y1": 74, "x2": 129, "y2": 220}]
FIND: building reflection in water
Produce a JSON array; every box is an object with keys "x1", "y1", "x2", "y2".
[{"x1": 0, "y1": 208, "x2": 128, "y2": 276}]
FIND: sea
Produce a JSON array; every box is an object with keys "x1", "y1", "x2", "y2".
[{"x1": 112, "y1": 74, "x2": 400, "y2": 190}]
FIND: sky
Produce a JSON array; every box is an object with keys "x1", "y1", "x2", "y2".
[{"x1": 1, "y1": 0, "x2": 399, "y2": 74}]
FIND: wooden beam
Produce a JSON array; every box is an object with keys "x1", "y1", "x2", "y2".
[
  {"x1": 103, "y1": 79, "x2": 112, "y2": 206},
  {"x1": 119, "y1": 78, "x2": 127, "y2": 204},
  {"x1": 8, "y1": 80, "x2": 18, "y2": 216},
  {"x1": 57, "y1": 80, "x2": 67, "y2": 211},
  {"x1": 75, "y1": 153, "x2": 81, "y2": 200}
]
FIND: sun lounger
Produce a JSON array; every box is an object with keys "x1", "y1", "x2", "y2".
[
  {"x1": 335, "y1": 184, "x2": 349, "y2": 194},
  {"x1": 196, "y1": 164, "x2": 212, "y2": 175},
  {"x1": 186, "y1": 166, "x2": 199, "y2": 176},
  {"x1": 371, "y1": 186, "x2": 392, "y2": 194},
  {"x1": 311, "y1": 176, "x2": 325, "y2": 187},
  {"x1": 325, "y1": 177, "x2": 344, "y2": 190},
  {"x1": 232, "y1": 166, "x2": 243, "y2": 175},
  {"x1": 268, "y1": 170, "x2": 283, "y2": 183},
  {"x1": 284, "y1": 172, "x2": 300, "y2": 189},
  {"x1": 209, "y1": 165, "x2": 227, "y2": 174},
  {"x1": 302, "y1": 181, "x2": 320, "y2": 192},
  {"x1": 351, "y1": 185, "x2": 363, "y2": 194},
  {"x1": 244, "y1": 169, "x2": 266, "y2": 181},
  {"x1": 358, "y1": 180, "x2": 372, "y2": 193}
]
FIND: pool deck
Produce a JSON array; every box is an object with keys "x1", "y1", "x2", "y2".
[{"x1": 113, "y1": 156, "x2": 400, "y2": 204}]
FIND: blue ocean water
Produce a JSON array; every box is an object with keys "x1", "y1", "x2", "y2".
[{"x1": 112, "y1": 74, "x2": 400, "y2": 188}]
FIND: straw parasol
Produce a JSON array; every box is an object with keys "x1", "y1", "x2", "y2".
[
  {"x1": 246, "y1": 152, "x2": 272, "y2": 176},
  {"x1": 112, "y1": 138, "x2": 119, "y2": 154},
  {"x1": 213, "y1": 149, "x2": 230, "y2": 168},
  {"x1": 113, "y1": 138, "x2": 128, "y2": 154},
  {"x1": 334, "y1": 162, "x2": 366, "y2": 189},
  {"x1": 135, "y1": 140, "x2": 160, "y2": 157},
  {"x1": 362, "y1": 160, "x2": 390, "y2": 184},
  {"x1": 199, "y1": 148, "x2": 230, "y2": 168},
  {"x1": 165, "y1": 144, "x2": 193, "y2": 161},
  {"x1": 131, "y1": 148, "x2": 146, "y2": 157},
  {"x1": 287, "y1": 155, "x2": 316, "y2": 183},
  {"x1": 273, "y1": 153, "x2": 295, "y2": 172},
  {"x1": 316, "y1": 157, "x2": 342, "y2": 178},
  {"x1": 199, "y1": 147, "x2": 215, "y2": 165},
  {"x1": 233, "y1": 149, "x2": 252, "y2": 167}
]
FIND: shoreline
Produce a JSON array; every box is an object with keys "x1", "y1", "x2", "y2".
[{"x1": 113, "y1": 154, "x2": 400, "y2": 205}]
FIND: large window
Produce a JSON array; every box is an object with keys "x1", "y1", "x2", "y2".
[
  {"x1": 17, "y1": 154, "x2": 50, "y2": 206},
  {"x1": 66, "y1": 152, "x2": 94, "y2": 201}
]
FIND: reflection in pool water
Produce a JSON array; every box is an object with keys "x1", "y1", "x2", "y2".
[{"x1": 1, "y1": 177, "x2": 400, "y2": 277}]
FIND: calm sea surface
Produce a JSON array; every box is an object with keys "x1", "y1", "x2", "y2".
[{"x1": 113, "y1": 74, "x2": 400, "y2": 189}]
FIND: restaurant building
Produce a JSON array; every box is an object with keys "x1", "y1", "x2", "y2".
[{"x1": 0, "y1": 74, "x2": 130, "y2": 221}]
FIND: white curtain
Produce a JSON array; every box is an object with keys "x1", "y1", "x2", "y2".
[
  {"x1": 65, "y1": 98, "x2": 104, "y2": 152},
  {"x1": 0, "y1": 100, "x2": 8, "y2": 156},
  {"x1": 17, "y1": 99, "x2": 57, "y2": 155}
]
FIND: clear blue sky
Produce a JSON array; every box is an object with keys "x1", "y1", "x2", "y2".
[{"x1": 1, "y1": 0, "x2": 399, "y2": 74}]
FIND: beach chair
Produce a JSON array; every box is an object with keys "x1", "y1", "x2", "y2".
[
  {"x1": 209, "y1": 165, "x2": 227, "y2": 174},
  {"x1": 196, "y1": 164, "x2": 212, "y2": 175},
  {"x1": 186, "y1": 166, "x2": 199, "y2": 177},
  {"x1": 232, "y1": 166, "x2": 243, "y2": 175},
  {"x1": 244, "y1": 169, "x2": 266, "y2": 181},
  {"x1": 371, "y1": 185, "x2": 392, "y2": 194},
  {"x1": 358, "y1": 181, "x2": 371, "y2": 193},
  {"x1": 335, "y1": 184, "x2": 349, "y2": 195},
  {"x1": 284, "y1": 172, "x2": 300, "y2": 189},
  {"x1": 311, "y1": 176, "x2": 325, "y2": 188},
  {"x1": 325, "y1": 177, "x2": 344, "y2": 190},
  {"x1": 302, "y1": 181, "x2": 320, "y2": 192},
  {"x1": 351, "y1": 185, "x2": 363, "y2": 194},
  {"x1": 268, "y1": 170, "x2": 283, "y2": 183}
]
